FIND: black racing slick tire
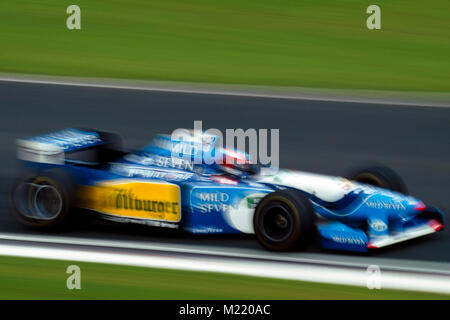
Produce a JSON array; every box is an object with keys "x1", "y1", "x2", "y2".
[
  {"x1": 253, "y1": 190, "x2": 316, "y2": 251},
  {"x1": 10, "y1": 168, "x2": 76, "y2": 229},
  {"x1": 346, "y1": 165, "x2": 408, "y2": 194}
]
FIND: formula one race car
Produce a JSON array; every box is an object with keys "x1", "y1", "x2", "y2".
[{"x1": 11, "y1": 128, "x2": 445, "y2": 252}]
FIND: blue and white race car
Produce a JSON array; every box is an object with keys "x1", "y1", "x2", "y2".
[{"x1": 11, "y1": 128, "x2": 445, "y2": 252}]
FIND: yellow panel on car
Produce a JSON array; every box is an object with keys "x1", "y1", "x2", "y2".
[{"x1": 79, "y1": 179, "x2": 181, "y2": 222}]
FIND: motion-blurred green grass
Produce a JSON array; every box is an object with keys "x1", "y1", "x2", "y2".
[
  {"x1": 0, "y1": 0, "x2": 449, "y2": 91},
  {"x1": 0, "y1": 255, "x2": 448, "y2": 299}
]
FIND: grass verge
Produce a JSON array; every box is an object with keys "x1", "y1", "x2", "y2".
[
  {"x1": 0, "y1": 255, "x2": 448, "y2": 299},
  {"x1": 0, "y1": 0, "x2": 448, "y2": 91}
]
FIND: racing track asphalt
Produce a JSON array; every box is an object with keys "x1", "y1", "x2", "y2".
[{"x1": 0, "y1": 80, "x2": 449, "y2": 264}]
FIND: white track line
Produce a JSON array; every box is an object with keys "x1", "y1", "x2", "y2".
[
  {"x1": 0, "y1": 76, "x2": 449, "y2": 107},
  {"x1": 1, "y1": 232, "x2": 448, "y2": 275},
  {"x1": 0, "y1": 241, "x2": 449, "y2": 295}
]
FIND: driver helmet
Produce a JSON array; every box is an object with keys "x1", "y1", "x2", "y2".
[{"x1": 215, "y1": 148, "x2": 260, "y2": 177}]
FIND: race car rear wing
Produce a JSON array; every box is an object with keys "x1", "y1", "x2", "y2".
[
  {"x1": 16, "y1": 128, "x2": 104, "y2": 165},
  {"x1": 17, "y1": 138, "x2": 65, "y2": 164}
]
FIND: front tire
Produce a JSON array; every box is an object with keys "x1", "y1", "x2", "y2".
[
  {"x1": 10, "y1": 169, "x2": 76, "y2": 229},
  {"x1": 253, "y1": 189, "x2": 316, "y2": 251},
  {"x1": 346, "y1": 165, "x2": 408, "y2": 194}
]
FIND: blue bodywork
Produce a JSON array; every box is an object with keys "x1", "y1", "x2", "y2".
[{"x1": 16, "y1": 128, "x2": 445, "y2": 252}]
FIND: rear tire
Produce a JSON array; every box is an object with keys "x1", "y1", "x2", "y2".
[
  {"x1": 346, "y1": 165, "x2": 408, "y2": 194},
  {"x1": 253, "y1": 189, "x2": 316, "y2": 251},
  {"x1": 10, "y1": 168, "x2": 76, "y2": 229}
]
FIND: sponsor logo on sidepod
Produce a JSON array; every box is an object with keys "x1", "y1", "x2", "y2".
[
  {"x1": 115, "y1": 189, "x2": 179, "y2": 215},
  {"x1": 80, "y1": 181, "x2": 181, "y2": 222},
  {"x1": 197, "y1": 192, "x2": 263, "y2": 213}
]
